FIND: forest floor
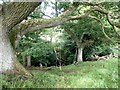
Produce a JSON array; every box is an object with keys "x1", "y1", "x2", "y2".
[{"x1": 1, "y1": 58, "x2": 118, "y2": 88}]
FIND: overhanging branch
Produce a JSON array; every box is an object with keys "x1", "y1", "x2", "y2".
[
  {"x1": 89, "y1": 15, "x2": 118, "y2": 43},
  {"x1": 93, "y1": 6, "x2": 120, "y2": 29},
  {"x1": 107, "y1": 14, "x2": 120, "y2": 37},
  {"x1": 14, "y1": 7, "x2": 93, "y2": 36},
  {"x1": 11, "y1": 4, "x2": 93, "y2": 48},
  {"x1": 84, "y1": 2, "x2": 120, "y2": 28}
]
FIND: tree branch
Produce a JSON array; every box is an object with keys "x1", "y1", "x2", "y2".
[
  {"x1": 89, "y1": 15, "x2": 117, "y2": 43},
  {"x1": 15, "y1": 7, "x2": 93, "y2": 34},
  {"x1": 107, "y1": 14, "x2": 120, "y2": 37},
  {"x1": 83, "y1": 2, "x2": 120, "y2": 28},
  {"x1": 93, "y1": 6, "x2": 120, "y2": 28},
  {"x1": 12, "y1": 3, "x2": 85, "y2": 36},
  {"x1": 11, "y1": 3, "x2": 92, "y2": 48},
  {"x1": 107, "y1": 13, "x2": 120, "y2": 28}
]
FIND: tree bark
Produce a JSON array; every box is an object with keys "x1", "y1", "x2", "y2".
[
  {"x1": 27, "y1": 56, "x2": 31, "y2": 67},
  {"x1": 0, "y1": 20, "x2": 31, "y2": 76},
  {"x1": 0, "y1": 2, "x2": 40, "y2": 76},
  {"x1": 0, "y1": 16, "x2": 14, "y2": 73},
  {"x1": 4, "y1": 2, "x2": 41, "y2": 31},
  {"x1": 22, "y1": 55, "x2": 26, "y2": 66},
  {"x1": 77, "y1": 47, "x2": 83, "y2": 62}
]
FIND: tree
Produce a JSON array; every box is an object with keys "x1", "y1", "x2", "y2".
[
  {"x1": 57, "y1": 2, "x2": 120, "y2": 62},
  {"x1": 61, "y1": 8, "x2": 118, "y2": 61},
  {"x1": 62, "y1": 19, "x2": 99, "y2": 62},
  {"x1": 18, "y1": 31, "x2": 55, "y2": 67},
  {"x1": 0, "y1": 1, "x2": 120, "y2": 76},
  {"x1": 0, "y1": 2, "x2": 41, "y2": 76}
]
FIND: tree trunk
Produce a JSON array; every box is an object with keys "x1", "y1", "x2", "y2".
[
  {"x1": 22, "y1": 55, "x2": 26, "y2": 66},
  {"x1": 0, "y1": 16, "x2": 31, "y2": 76},
  {"x1": 0, "y1": 2, "x2": 41, "y2": 76},
  {"x1": 27, "y1": 56, "x2": 31, "y2": 67},
  {"x1": 73, "y1": 49, "x2": 77, "y2": 62},
  {"x1": 0, "y1": 23, "x2": 14, "y2": 73},
  {"x1": 77, "y1": 47, "x2": 83, "y2": 62}
]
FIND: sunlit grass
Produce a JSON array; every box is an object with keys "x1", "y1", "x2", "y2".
[{"x1": 1, "y1": 58, "x2": 118, "y2": 88}]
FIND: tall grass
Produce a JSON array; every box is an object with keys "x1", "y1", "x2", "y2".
[{"x1": 1, "y1": 58, "x2": 118, "y2": 88}]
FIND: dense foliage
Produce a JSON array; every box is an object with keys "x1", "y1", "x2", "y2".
[{"x1": 16, "y1": 2, "x2": 119, "y2": 67}]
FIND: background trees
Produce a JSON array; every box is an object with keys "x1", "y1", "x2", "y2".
[
  {"x1": 0, "y1": 1, "x2": 119, "y2": 76},
  {"x1": 16, "y1": 2, "x2": 119, "y2": 68}
]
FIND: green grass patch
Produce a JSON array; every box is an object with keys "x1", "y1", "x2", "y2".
[{"x1": 1, "y1": 58, "x2": 118, "y2": 88}]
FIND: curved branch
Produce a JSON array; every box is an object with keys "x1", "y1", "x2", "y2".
[
  {"x1": 93, "y1": 6, "x2": 120, "y2": 28},
  {"x1": 107, "y1": 13, "x2": 120, "y2": 28},
  {"x1": 107, "y1": 14, "x2": 120, "y2": 37},
  {"x1": 19, "y1": 9, "x2": 93, "y2": 36},
  {"x1": 89, "y1": 15, "x2": 118, "y2": 43},
  {"x1": 12, "y1": 4, "x2": 93, "y2": 48},
  {"x1": 92, "y1": 5, "x2": 120, "y2": 37}
]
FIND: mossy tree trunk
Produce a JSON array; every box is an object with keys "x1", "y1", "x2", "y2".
[
  {"x1": 0, "y1": 2, "x2": 40, "y2": 76},
  {"x1": 22, "y1": 55, "x2": 26, "y2": 67},
  {"x1": 0, "y1": 21, "x2": 32, "y2": 76},
  {"x1": 0, "y1": 16, "x2": 14, "y2": 73}
]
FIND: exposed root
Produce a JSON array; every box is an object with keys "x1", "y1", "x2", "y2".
[{"x1": 13, "y1": 60, "x2": 33, "y2": 77}]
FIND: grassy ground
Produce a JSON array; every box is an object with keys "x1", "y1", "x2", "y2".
[{"x1": 1, "y1": 58, "x2": 118, "y2": 88}]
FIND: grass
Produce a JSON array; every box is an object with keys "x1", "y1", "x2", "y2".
[{"x1": 1, "y1": 58, "x2": 118, "y2": 88}]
